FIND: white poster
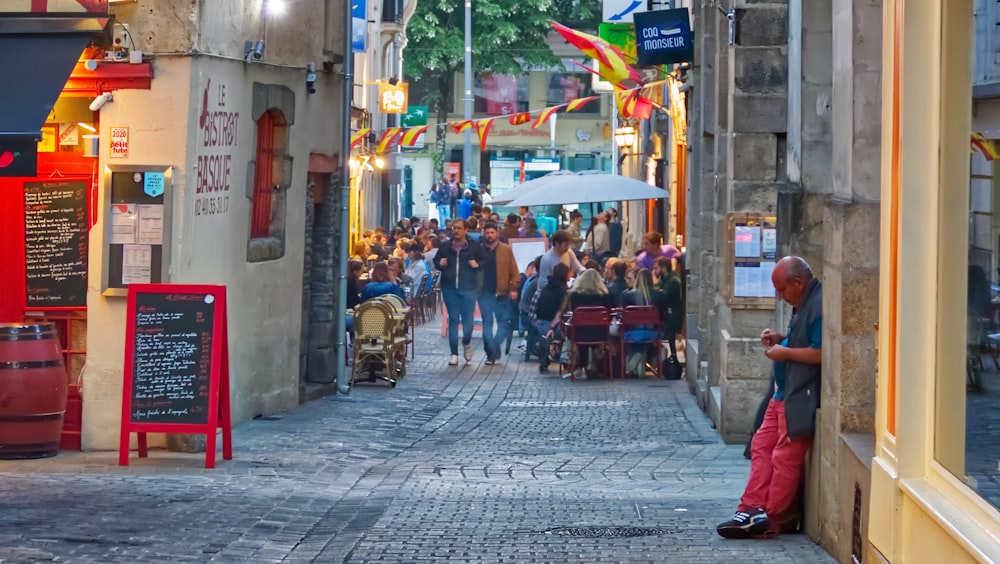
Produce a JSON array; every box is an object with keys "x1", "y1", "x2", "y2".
[
  {"x1": 137, "y1": 204, "x2": 164, "y2": 245},
  {"x1": 734, "y1": 261, "x2": 777, "y2": 298},
  {"x1": 122, "y1": 244, "x2": 152, "y2": 285},
  {"x1": 110, "y1": 203, "x2": 137, "y2": 244},
  {"x1": 734, "y1": 225, "x2": 761, "y2": 258}
]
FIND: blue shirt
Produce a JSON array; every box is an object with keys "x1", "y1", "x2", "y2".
[
  {"x1": 772, "y1": 316, "x2": 822, "y2": 400},
  {"x1": 458, "y1": 199, "x2": 473, "y2": 220}
]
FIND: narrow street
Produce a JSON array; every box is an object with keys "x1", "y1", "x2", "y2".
[{"x1": 0, "y1": 322, "x2": 832, "y2": 563}]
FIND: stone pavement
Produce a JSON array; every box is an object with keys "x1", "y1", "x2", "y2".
[{"x1": 0, "y1": 322, "x2": 833, "y2": 563}]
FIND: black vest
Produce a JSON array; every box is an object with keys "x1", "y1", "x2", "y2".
[{"x1": 782, "y1": 278, "x2": 823, "y2": 439}]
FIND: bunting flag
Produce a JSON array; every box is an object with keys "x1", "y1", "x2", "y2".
[
  {"x1": 565, "y1": 95, "x2": 600, "y2": 113},
  {"x1": 399, "y1": 125, "x2": 429, "y2": 147},
  {"x1": 451, "y1": 120, "x2": 473, "y2": 134},
  {"x1": 972, "y1": 132, "x2": 999, "y2": 161},
  {"x1": 509, "y1": 112, "x2": 532, "y2": 126},
  {"x1": 350, "y1": 128, "x2": 370, "y2": 150},
  {"x1": 475, "y1": 118, "x2": 495, "y2": 151},
  {"x1": 375, "y1": 127, "x2": 402, "y2": 153},
  {"x1": 551, "y1": 21, "x2": 642, "y2": 87},
  {"x1": 532, "y1": 104, "x2": 565, "y2": 129},
  {"x1": 616, "y1": 89, "x2": 653, "y2": 119}
]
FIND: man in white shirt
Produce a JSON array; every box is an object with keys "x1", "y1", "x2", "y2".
[{"x1": 583, "y1": 211, "x2": 611, "y2": 260}]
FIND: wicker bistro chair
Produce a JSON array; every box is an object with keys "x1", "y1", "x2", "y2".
[
  {"x1": 562, "y1": 306, "x2": 613, "y2": 381},
  {"x1": 372, "y1": 295, "x2": 414, "y2": 360},
  {"x1": 618, "y1": 305, "x2": 663, "y2": 378},
  {"x1": 351, "y1": 301, "x2": 408, "y2": 388}
]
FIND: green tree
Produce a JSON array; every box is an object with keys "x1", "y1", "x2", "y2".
[{"x1": 403, "y1": 0, "x2": 601, "y2": 175}]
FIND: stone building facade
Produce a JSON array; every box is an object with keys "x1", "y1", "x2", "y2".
[{"x1": 685, "y1": 0, "x2": 881, "y2": 559}]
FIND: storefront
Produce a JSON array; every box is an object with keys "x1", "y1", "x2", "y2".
[{"x1": 870, "y1": 0, "x2": 1000, "y2": 560}]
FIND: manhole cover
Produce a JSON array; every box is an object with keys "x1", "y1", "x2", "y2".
[{"x1": 542, "y1": 526, "x2": 671, "y2": 538}]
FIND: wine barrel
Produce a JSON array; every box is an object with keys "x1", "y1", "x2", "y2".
[{"x1": 0, "y1": 323, "x2": 68, "y2": 459}]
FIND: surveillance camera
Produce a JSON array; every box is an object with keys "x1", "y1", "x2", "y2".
[
  {"x1": 89, "y1": 92, "x2": 113, "y2": 112},
  {"x1": 387, "y1": 76, "x2": 399, "y2": 86},
  {"x1": 253, "y1": 40, "x2": 265, "y2": 59},
  {"x1": 305, "y1": 62, "x2": 317, "y2": 94}
]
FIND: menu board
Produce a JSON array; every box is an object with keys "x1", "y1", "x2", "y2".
[
  {"x1": 509, "y1": 238, "x2": 549, "y2": 274},
  {"x1": 726, "y1": 213, "x2": 778, "y2": 309},
  {"x1": 105, "y1": 168, "x2": 168, "y2": 290},
  {"x1": 120, "y1": 283, "x2": 232, "y2": 468},
  {"x1": 23, "y1": 180, "x2": 89, "y2": 307},
  {"x1": 129, "y1": 291, "x2": 214, "y2": 424}
]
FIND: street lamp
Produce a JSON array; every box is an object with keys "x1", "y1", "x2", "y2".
[{"x1": 614, "y1": 126, "x2": 636, "y2": 149}]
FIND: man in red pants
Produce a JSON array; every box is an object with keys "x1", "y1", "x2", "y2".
[{"x1": 716, "y1": 256, "x2": 823, "y2": 539}]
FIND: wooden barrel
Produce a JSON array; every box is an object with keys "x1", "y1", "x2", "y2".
[{"x1": 0, "y1": 323, "x2": 68, "y2": 459}]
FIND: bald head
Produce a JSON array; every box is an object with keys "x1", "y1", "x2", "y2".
[{"x1": 772, "y1": 256, "x2": 814, "y2": 307}]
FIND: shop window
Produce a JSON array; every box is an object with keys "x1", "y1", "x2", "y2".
[
  {"x1": 545, "y1": 61, "x2": 598, "y2": 114},
  {"x1": 247, "y1": 83, "x2": 295, "y2": 263},
  {"x1": 474, "y1": 72, "x2": 529, "y2": 116}
]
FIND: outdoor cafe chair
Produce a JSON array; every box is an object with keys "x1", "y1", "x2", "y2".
[
  {"x1": 562, "y1": 306, "x2": 613, "y2": 381},
  {"x1": 351, "y1": 301, "x2": 406, "y2": 388},
  {"x1": 618, "y1": 305, "x2": 662, "y2": 378}
]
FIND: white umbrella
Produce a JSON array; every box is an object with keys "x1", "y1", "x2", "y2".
[
  {"x1": 503, "y1": 170, "x2": 668, "y2": 207},
  {"x1": 488, "y1": 170, "x2": 572, "y2": 206}
]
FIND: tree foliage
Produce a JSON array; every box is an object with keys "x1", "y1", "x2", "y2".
[{"x1": 403, "y1": 0, "x2": 602, "y2": 167}]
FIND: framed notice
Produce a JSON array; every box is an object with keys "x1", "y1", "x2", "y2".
[
  {"x1": 509, "y1": 238, "x2": 549, "y2": 275},
  {"x1": 23, "y1": 180, "x2": 89, "y2": 308},
  {"x1": 119, "y1": 284, "x2": 232, "y2": 468},
  {"x1": 725, "y1": 212, "x2": 777, "y2": 309},
  {"x1": 102, "y1": 165, "x2": 172, "y2": 295}
]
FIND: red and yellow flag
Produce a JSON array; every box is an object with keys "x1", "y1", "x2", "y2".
[
  {"x1": 565, "y1": 95, "x2": 599, "y2": 113},
  {"x1": 509, "y1": 112, "x2": 532, "y2": 126},
  {"x1": 532, "y1": 104, "x2": 565, "y2": 129},
  {"x1": 616, "y1": 89, "x2": 653, "y2": 119},
  {"x1": 552, "y1": 21, "x2": 642, "y2": 87},
  {"x1": 350, "y1": 128, "x2": 370, "y2": 150},
  {"x1": 972, "y1": 132, "x2": 999, "y2": 161},
  {"x1": 450, "y1": 120, "x2": 473, "y2": 134},
  {"x1": 399, "y1": 125, "x2": 429, "y2": 147},
  {"x1": 475, "y1": 118, "x2": 495, "y2": 151},
  {"x1": 375, "y1": 127, "x2": 402, "y2": 153}
]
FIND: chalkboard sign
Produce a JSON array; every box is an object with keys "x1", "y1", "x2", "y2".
[
  {"x1": 23, "y1": 180, "x2": 89, "y2": 307},
  {"x1": 130, "y1": 292, "x2": 215, "y2": 424},
  {"x1": 120, "y1": 284, "x2": 232, "y2": 468}
]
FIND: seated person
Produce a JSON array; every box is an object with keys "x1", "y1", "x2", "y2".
[
  {"x1": 361, "y1": 262, "x2": 407, "y2": 302},
  {"x1": 621, "y1": 268, "x2": 667, "y2": 377},
  {"x1": 604, "y1": 258, "x2": 628, "y2": 308},
  {"x1": 387, "y1": 257, "x2": 413, "y2": 294},
  {"x1": 566, "y1": 269, "x2": 611, "y2": 380},
  {"x1": 534, "y1": 263, "x2": 572, "y2": 374}
]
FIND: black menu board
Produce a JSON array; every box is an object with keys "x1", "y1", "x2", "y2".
[
  {"x1": 129, "y1": 292, "x2": 214, "y2": 424},
  {"x1": 23, "y1": 180, "x2": 88, "y2": 307}
]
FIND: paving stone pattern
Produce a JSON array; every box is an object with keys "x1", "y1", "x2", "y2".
[{"x1": 0, "y1": 323, "x2": 833, "y2": 563}]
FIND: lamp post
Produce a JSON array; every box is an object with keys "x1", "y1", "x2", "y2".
[{"x1": 462, "y1": 0, "x2": 473, "y2": 183}]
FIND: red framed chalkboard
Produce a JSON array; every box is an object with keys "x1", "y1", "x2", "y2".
[{"x1": 119, "y1": 283, "x2": 232, "y2": 468}]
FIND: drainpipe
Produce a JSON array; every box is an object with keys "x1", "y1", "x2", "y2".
[{"x1": 335, "y1": 0, "x2": 355, "y2": 395}]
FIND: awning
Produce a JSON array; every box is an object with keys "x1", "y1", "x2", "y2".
[{"x1": 0, "y1": 12, "x2": 109, "y2": 176}]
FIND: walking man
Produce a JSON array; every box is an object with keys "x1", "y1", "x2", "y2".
[
  {"x1": 433, "y1": 218, "x2": 484, "y2": 366},
  {"x1": 477, "y1": 222, "x2": 520, "y2": 365},
  {"x1": 716, "y1": 256, "x2": 822, "y2": 539}
]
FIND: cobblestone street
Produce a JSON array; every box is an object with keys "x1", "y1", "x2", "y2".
[{"x1": 0, "y1": 323, "x2": 832, "y2": 563}]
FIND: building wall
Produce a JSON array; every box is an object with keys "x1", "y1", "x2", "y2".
[{"x1": 83, "y1": 0, "x2": 346, "y2": 449}]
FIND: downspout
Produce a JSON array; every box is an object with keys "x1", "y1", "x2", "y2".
[{"x1": 335, "y1": 0, "x2": 355, "y2": 394}]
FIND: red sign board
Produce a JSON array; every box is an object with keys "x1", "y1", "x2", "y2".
[{"x1": 119, "y1": 283, "x2": 232, "y2": 468}]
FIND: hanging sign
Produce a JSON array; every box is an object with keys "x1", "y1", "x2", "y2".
[
  {"x1": 378, "y1": 82, "x2": 409, "y2": 114},
  {"x1": 633, "y1": 8, "x2": 694, "y2": 66}
]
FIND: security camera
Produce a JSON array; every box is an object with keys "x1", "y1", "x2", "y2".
[
  {"x1": 306, "y1": 63, "x2": 317, "y2": 94},
  {"x1": 89, "y1": 92, "x2": 113, "y2": 112},
  {"x1": 253, "y1": 40, "x2": 265, "y2": 59}
]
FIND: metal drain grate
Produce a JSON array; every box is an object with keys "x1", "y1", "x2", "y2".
[{"x1": 542, "y1": 526, "x2": 671, "y2": 538}]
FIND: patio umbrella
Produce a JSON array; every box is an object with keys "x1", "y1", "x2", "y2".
[
  {"x1": 489, "y1": 170, "x2": 573, "y2": 205},
  {"x1": 502, "y1": 170, "x2": 668, "y2": 207}
]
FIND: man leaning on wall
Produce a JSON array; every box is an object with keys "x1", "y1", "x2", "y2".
[{"x1": 716, "y1": 256, "x2": 823, "y2": 539}]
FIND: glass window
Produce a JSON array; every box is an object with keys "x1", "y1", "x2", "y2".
[
  {"x1": 545, "y1": 60, "x2": 598, "y2": 114},
  {"x1": 474, "y1": 73, "x2": 529, "y2": 116}
]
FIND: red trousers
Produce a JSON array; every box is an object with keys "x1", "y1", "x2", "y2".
[{"x1": 738, "y1": 398, "x2": 813, "y2": 532}]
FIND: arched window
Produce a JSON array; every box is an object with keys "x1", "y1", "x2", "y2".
[{"x1": 250, "y1": 108, "x2": 287, "y2": 239}]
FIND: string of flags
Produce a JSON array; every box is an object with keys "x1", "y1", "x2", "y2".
[{"x1": 353, "y1": 20, "x2": 660, "y2": 155}]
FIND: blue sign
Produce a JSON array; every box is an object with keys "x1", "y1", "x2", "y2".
[
  {"x1": 352, "y1": 0, "x2": 366, "y2": 53},
  {"x1": 143, "y1": 172, "x2": 165, "y2": 197},
  {"x1": 633, "y1": 8, "x2": 693, "y2": 67}
]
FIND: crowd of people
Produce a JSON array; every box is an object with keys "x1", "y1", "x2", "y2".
[{"x1": 347, "y1": 201, "x2": 685, "y2": 381}]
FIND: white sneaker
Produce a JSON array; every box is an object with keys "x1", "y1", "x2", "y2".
[
  {"x1": 464, "y1": 344, "x2": 473, "y2": 362},
  {"x1": 516, "y1": 340, "x2": 528, "y2": 352},
  {"x1": 449, "y1": 354, "x2": 459, "y2": 366},
  {"x1": 626, "y1": 352, "x2": 644, "y2": 376},
  {"x1": 573, "y1": 367, "x2": 587, "y2": 380}
]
